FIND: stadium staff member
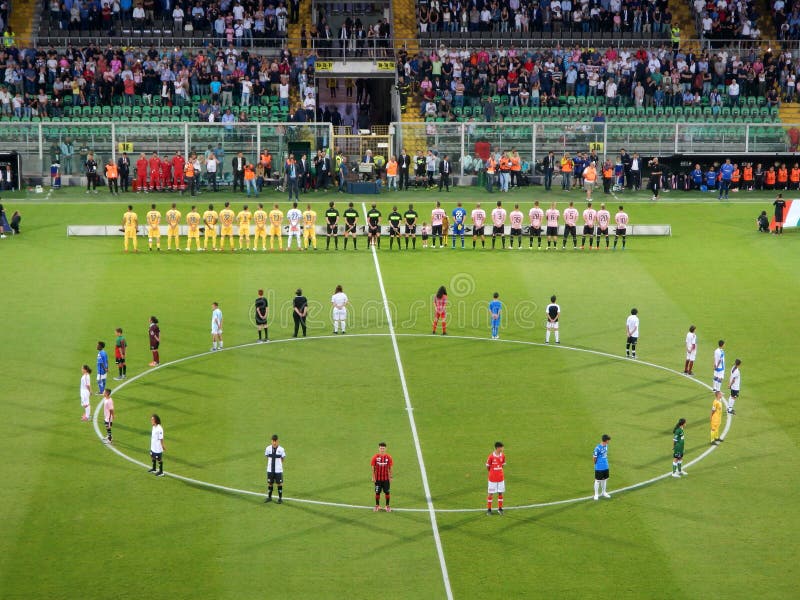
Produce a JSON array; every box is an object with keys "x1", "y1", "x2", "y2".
[{"x1": 105, "y1": 159, "x2": 119, "y2": 195}]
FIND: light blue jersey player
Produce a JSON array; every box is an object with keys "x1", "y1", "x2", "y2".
[
  {"x1": 96, "y1": 341, "x2": 109, "y2": 394},
  {"x1": 489, "y1": 292, "x2": 502, "y2": 340},
  {"x1": 452, "y1": 203, "x2": 467, "y2": 248},
  {"x1": 593, "y1": 434, "x2": 611, "y2": 500},
  {"x1": 712, "y1": 339, "x2": 726, "y2": 392}
]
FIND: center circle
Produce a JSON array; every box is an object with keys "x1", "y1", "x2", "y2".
[{"x1": 94, "y1": 334, "x2": 728, "y2": 512}]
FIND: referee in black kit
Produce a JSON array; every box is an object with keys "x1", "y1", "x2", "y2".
[{"x1": 292, "y1": 288, "x2": 308, "y2": 337}]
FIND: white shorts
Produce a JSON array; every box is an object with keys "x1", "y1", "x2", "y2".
[
  {"x1": 487, "y1": 480, "x2": 506, "y2": 494},
  {"x1": 712, "y1": 373, "x2": 723, "y2": 391},
  {"x1": 96, "y1": 372, "x2": 106, "y2": 382},
  {"x1": 81, "y1": 392, "x2": 91, "y2": 406},
  {"x1": 686, "y1": 351, "x2": 696, "y2": 361},
  {"x1": 333, "y1": 307, "x2": 347, "y2": 321},
  {"x1": 212, "y1": 327, "x2": 222, "y2": 335},
  {"x1": 547, "y1": 321, "x2": 559, "y2": 330}
]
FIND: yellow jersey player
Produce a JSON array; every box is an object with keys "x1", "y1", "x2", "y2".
[
  {"x1": 122, "y1": 205, "x2": 139, "y2": 252},
  {"x1": 165, "y1": 203, "x2": 181, "y2": 250},
  {"x1": 146, "y1": 204, "x2": 162, "y2": 251},
  {"x1": 237, "y1": 204, "x2": 253, "y2": 250},
  {"x1": 303, "y1": 204, "x2": 318, "y2": 250},
  {"x1": 186, "y1": 205, "x2": 201, "y2": 251},
  {"x1": 268, "y1": 203, "x2": 284, "y2": 251},
  {"x1": 253, "y1": 203, "x2": 268, "y2": 251},
  {"x1": 202, "y1": 203, "x2": 219, "y2": 251},
  {"x1": 219, "y1": 201, "x2": 236, "y2": 251}
]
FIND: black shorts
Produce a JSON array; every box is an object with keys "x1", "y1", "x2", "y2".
[
  {"x1": 255, "y1": 317, "x2": 267, "y2": 326},
  {"x1": 405, "y1": 225, "x2": 416, "y2": 235},
  {"x1": 492, "y1": 225, "x2": 504, "y2": 235},
  {"x1": 616, "y1": 228, "x2": 627, "y2": 236},
  {"x1": 583, "y1": 225, "x2": 595, "y2": 235},
  {"x1": 673, "y1": 452, "x2": 684, "y2": 460},
  {"x1": 267, "y1": 472, "x2": 284, "y2": 484},
  {"x1": 598, "y1": 227, "x2": 609, "y2": 236},
  {"x1": 594, "y1": 469, "x2": 609, "y2": 480},
  {"x1": 415, "y1": 166, "x2": 426, "y2": 177},
  {"x1": 115, "y1": 356, "x2": 125, "y2": 365},
  {"x1": 474, "y1": 226, "x2": 485, "y2": 236},
  {"x1": 150, "y1": 451, "x2": 163, "y2": 460},
  {"x1": 530, "y1": 226, "x2": 542, "y2": 236},
  {"x1": 564, "y1": 225, "x2": 576, "y2": 236},
  {"x1": 546, "y1": 226, "x2": 558, "y2": 236},
  {"x1": 422, "y1": 233, "x2": 429, "y2": 240},
  {"x1": 432, "y1": 224, "x2": 443, "y2": 236},
  {"x1": 730, "y1": 389, "x2": 739, "y2": 398},
  {"x1": 510, "y1": 228, "x2": 522, "y2": 236},
  {"x1": 326, "y1": 224, "x2": 338, "y2": 235},
  {"x1": 150, "y1": 343, "x2": 159, "y2": 350},
  {"x1": 368, "y1": 225, "x2": 380, "y2": 236},
  {"x1": 374, "y1": 480, "x2": 390, "y2": 494},
  {"x1": 627, "y1": 336, "x2": 638, "y2": 344},
  {"x1": 345, "y1": 222, "x2": 357, "y2": 233},
  {"x1": 389, "y1": 225, "x2": 401, "y2": 236}
]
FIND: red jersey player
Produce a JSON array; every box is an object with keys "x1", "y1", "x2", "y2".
[
  {"x1": 433, "y1": 285, "x2": 447, "y2": 335},
  {"x1": 136, "y1": 153, "x2": 148, "y2": 193},
  {"x1": 486, "y1": 441, "x2": 506, "y2": 515},
  {"x1": 371, "y1": 442, "x2": 394, "y2": 512}
]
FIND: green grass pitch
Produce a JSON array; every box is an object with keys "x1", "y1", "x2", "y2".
[{"x1": 0, "y1": 185, "x2": 798, "y2": 599}]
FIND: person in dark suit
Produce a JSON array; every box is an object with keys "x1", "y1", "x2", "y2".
[
  {"x1": 398, "y1": 149, "x2": 411, "y2": 190},
  {"x1": 292, "y1": 288, "x2": 308, "y2": 337},
  {"x1": 117, "y1": 152, "x2": 130, "y2": 192},
  {"x1": 619, "y1": 149, "x2": 632, "y2": 189},
  {"x1": 542, "y1": 150, "x2": 555, "y2": 191},
  {"x1": 232, "y1": 152, "x2": 246, "y2": 192},
  {"x1": 438, "y1": 154, "x2": 451, "y2": 192},
  {"x1": 297, "y1": 153, "x2": 308, "y2": 191},
  {"x1": 316, "y1": 150, "x2": 331, "y2": 191}
]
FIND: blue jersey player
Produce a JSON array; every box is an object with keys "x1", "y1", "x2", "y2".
[
  {"x1": 451, "y1": 202, "x2": 467, "y2": 248},
  {"x1": 489, "y1": 292, "x2": 502, "y2": 340},
  {"x1": 593, "y1": 434, "x2": 611, "y2": 500},
  {"x1": 718, "y1": 159, "x2": 735, "y2": 200},
  {"x1": 96, "y1": 341, "x2": 109, "y2": 394}
]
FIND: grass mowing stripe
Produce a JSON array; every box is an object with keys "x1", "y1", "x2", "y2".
[{"x1": 363, "y1": 202, "x2": 454, "y2": 600}]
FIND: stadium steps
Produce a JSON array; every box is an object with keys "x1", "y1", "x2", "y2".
[
  {"x1": 9, "y1": 1, "x2": 38, "y2": 46},
  {"x1": 779, "y1": 102, "x2": 800, "y2": 123},
  {"x1": 392, "y1": 0, "x2": 419, "y2": 55}
]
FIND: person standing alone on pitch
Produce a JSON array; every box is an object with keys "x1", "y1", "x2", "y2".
[
  {"x1": 265, "y1": 434, "x2": 286, "y2": 503},
  {"x1": 148, "y1": 316, "x2": 160, "y2": 366},
  {"x1": 545, "y1": 295, "x2": 560, "y2": 344},
  {"x1": 255, "y1": 289, "x2": 269, "y2": 342},
  {"x1": 293, "y1": 289, "x2": 308, "y2": 337},
  {"x1": 371, "y1": 442, "x2": 393, "y2": 512},
  {"x1": 486, "y1": 441, "x2": 506, "y2": 515},
  {"x1": 712, "y1": 339, "x2": 725, "y2": 393},
  {"x1": 728, "y1": 359, "x2": 742, "y2": 415},
  {"x1": 96, "y1": 341, "x2": 109, "y2": 395},
  {"x1": 211, "y1": 302, "x2": 223, "y2": 351},
  {"x1": 672, "y1": 418, "x2": 687, "y2": 477},
  {"x1": 593, "y1": 434, "x2": 611, "y2": 500},
  {"x1": 331, "y1": 284, "x2": 350, "y2": 334},
  {"x1": 80, "y1": 364, "x2": 92, "y2": 421},
  {"x1": 102, "y1": 389, "x2": 114, "y2": 444},
  {"x1": 626, "y1": 308, "x2": 639, "y2": 358},
  {"x1": 684, "y1": 325, "x2": 697, "y2": 375},
  {"x1": 489, "y1": 292, "x2": 502, "y2": 340},
  {"x1": 710, "y1": 392, "x2": 724, "y2": 445},
  {"x1": 149, "y1": 414, "x2": 165, "y2": 477},
  {"x1": 433, "y1": 286, "x2": 447, "y2": 335},
  {"x1": 113, "y1": 328, "x2": 127, "y2": 380}
]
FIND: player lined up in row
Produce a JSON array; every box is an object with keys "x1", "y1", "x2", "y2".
[{"x1": 119, "y1": 201, "x2": 632, "y2": 252}]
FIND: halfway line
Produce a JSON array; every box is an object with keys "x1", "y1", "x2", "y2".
[{"x1": 362, "y1": 202, "x2": 454, "y2": 600}]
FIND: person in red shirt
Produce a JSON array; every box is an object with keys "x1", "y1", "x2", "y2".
[
  {"x1": 432, "y1": 285, "x2": 447, "y2": 335},
  {"x1": 486, "y1": 441, "x2": 506, "y2": 515},
  {"x1": 148, "y1": 316, "x2": 160, "y2": 366},
  {"x1": 171, "y1": 152, "x2": 186, "y2": 192},
  {"x1": 160, "y1": 157, "x2": 172, "y2": 192},
  {"x1": 149, "y1": 152, "x2": 162, "y2": 192},
  {"x1": 136, "y1": 153, "x2": 149, "y2": 193},
  {"x1": 371, "y1": 442, "x2": 393, "y2": 512}
]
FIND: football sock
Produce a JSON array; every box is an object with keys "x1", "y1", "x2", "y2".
[
  {"x1": 278, "y1": 485, "x2": 283, "y2": 500},
  {"x1": 684, "y1": 359, "x2": 689, "y2": 373},
  {"x1": 672, "y1": 462, "x2": 677, "y2": 473},
  {"x1": 622, "y1": 237, "x2": 626, "y2": 248},
  {"x1": 84, "y1": 404, "x2": 91, "y2": 418},
  {"x1": 153, "y1": 351, "x2": 159, "y2": 363},
  {"x1": 385, "y1": 493, "x2": 390, "y2": 506},
  {"x1": 473, "y1": 239, "x2": 477, "y2": 248},
  {"x1": 593, "y1": 481, "x2": 600, "y2": 496},
  {"x1": 481, "y1": 239, "x2": 485, "y2": 247},
  {"x1": 613, "y1": 237, "x2": 618, "y2": 248},
  {"x1": 213, "y1": 342, "x2": 217, "y2": 350},
  {"x1": 122, "y1": 364, "x2": 127, "y2": 376},
  {"x1": 375, "y1": 493, "x2": 380, "y2": 506},
  {"x1": 631, "y1": 344, "x2": 636, "y2": 357},
  {"x1": 487, "y1": 495, "x2": 493, "y2": 510},
  {"x1": 546, "y1": 330, "x2": 551, "y2": 343},
  {"x1": 728, "y1": 397, "x2": 735, "y2": 409},
  {"x1": 334, "y1": 237, "x2": 338, "y2": 249},
  {"x1": 157, "y1": 458, "x2": 163, "y2": 474},
  {"x1": 353, "y1": 239, "x2": 357, "y2": 250},
  {"x1": 530, "y1": 237, "x2": 534, "y2": 248},
  {"x1": 606, "y1": 238, "x2": 610, "y2": 248},
  {"x1": 517, "y1": 235, "x2": 522, "y2": 247},
  {"x1": 501, "y1": 237, "x2": 505, "y2": 248},
  {"x1": 498, "y1": 494, "x2": 503, "y2": 509},
  {"x1": 492, "y1": 237, "x2": 496, "y2": 249},
  {"x1": 118, "y1": 366, "x2": 123, "y2": 377},
  {"x1": 219, "y1": 342, "x2": 223, "y2": 349},
  {"x1": 344, "y1": 238, "x2": 348, "y2": 249},
  {"x1": 581, "y1": 236, "x2": 586, "y2": 247},
  {"x1": 267, "y1": 484, "x2": 273, "y2": 499},
  {"x1": 442, "y1": 323, "x2": 446, "y2": 334},
  {"x1": 152, "y1": 458, "x2": 157, "y2": 470},
  {"x1": 677, "y1": 461, "x2": 682, "y2": 473},
  {"x1": 625, "y1": 342, "x2": 631, "y2": 356},
  {"x1": 412, "y1": 237, "x2": 416, "y2": 248},
  {"x1": 555, "y1": 332, "x2": 559, "y2": 343},
  {"x1": 601, "y1": 481, "x2": 607, "y2": 494},
  {"x1": 106, "y1": 425, "x2": 112, "y2": 441},
  {"x1": 258, "y1": 330, "x2": 262, "y2": 340}
]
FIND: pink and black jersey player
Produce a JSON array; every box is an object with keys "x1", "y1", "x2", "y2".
[
  {"x1": 562, "y1": 201, "x2": 579, "y2": 249},
  {"x1": 595, "y1": 203, "x2": 611, "y2": 249},
  {"x1": 148, "y1": 316, "x2": 160, "y2": 367},
  {"x1": 613, "y1": 205, "x2": 629, "y2": 250},
  {"x1": 581, "y1": 202, "x2": 597, "y2": 249},
  {"x1": 509, "y1": 204, "x2": 525, "y2": 249},
  {"x1": 432, "y1": 285, "x2": 448, "y2": 335},
  {"x1": 490, "y1": 201, "x2": 507, "y2": 249},
  {"x1": 431, "y1": 202, "x2": 446, "y2": 248},
  {"x1": 545, "y1": 202, "x2": 560, "y2": 249},
  {"x1": 471, "y1": 203, "x2": 487, "y2": 248},
  {"x1": 528, "y1": 200, "x2": 545, "y2": 249}
]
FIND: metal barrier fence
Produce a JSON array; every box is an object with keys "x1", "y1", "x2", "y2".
[
  {"x1": 2, "y1": 121, "x2": 795, "y2": 182},
  {"x1": 3, "y1": 123, "x2": 334, "y2": 181},
  {"x1": 390, "y1": 121, "x2": 796, "y2": 176}
]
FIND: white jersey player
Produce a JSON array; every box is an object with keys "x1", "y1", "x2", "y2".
[
  {"x1": 80, "y1": 365, "x2": 92, "y2": 421},
  {"x1": 728, "y1": 358, "x2": 741, "y2": 414},
  {"x1": 545, "y1": 295, "x2": 560, "y2": 344},
  {"x1": 625, "y1": 308, "x2": 639, "y2": 359},
  {"x1": 684, "y1": 325, "x2": 697, "y2": 375},
  {"x1": 331, "y1": 284, "x2": 350, "y2": 334},
  {"x1": 286, "y1": 203, "x2": 303, "y2": 250}
]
